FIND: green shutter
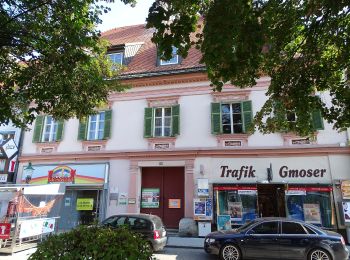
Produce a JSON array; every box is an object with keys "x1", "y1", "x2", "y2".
[
  {"x1": 32, "y1": 115, "x2": 44, "y2": 143},
  {"x1": 55, "y1": 120, "x2": 64, "y2": 141},
  {"x1": 144, "y1": 107, "x2": 153, "y2": 138},
  {"x1": 171, "y1": 105, "x2": 180, "y2": 136},
  {"x1": 242, "y1": 100, "x2": 253, "y2": 133},
  {"x1": 211, "y1": 103, "x2": 221, "y2": 135},
  {"x1": 312, "y1": 110, "x2": 324, "y2": 130},
  {"x1": 103, "y1": 110, "x2": 112, "y2": 139},
  {"x1": 78, "y1": 117, "x2": 88, "y2": 140}
]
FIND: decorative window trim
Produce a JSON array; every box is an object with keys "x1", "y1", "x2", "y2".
[
  {"x1": 212, "y1": 90, "x2": 251, "y2": 102},
  {"x1": 82, "y1": 140, "x2": 107, "y2": 152},
  {"x1": 147, "y1": 96, "x2": 180, "y2": 107},
  {"x1": 216, "y1": 134, "x2": 249, "y2": 147},
  {"x1": 147, "y1": 137, "x2": 176, "y2": 150},
  {"x1": 36, "y1": 142, "x2": 59, "y2": 154},
  {"x1": 281, "y1": 133, "x2": 317, "y2": 146}
]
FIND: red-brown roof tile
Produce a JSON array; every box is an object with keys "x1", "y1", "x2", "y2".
[{"x1": 101, "y1": 23, "x2": 204, "y2": 76}]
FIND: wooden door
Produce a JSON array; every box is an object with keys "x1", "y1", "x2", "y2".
[{"x1": 141, "y1": 167, "x2": 184, "y2": 229}]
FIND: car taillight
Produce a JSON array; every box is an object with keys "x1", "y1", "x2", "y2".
[
  {"x1": 153, "y1": 230, "x2": 160, "y2": 240},
  {"x1": 341, "y1": 236, "x2": 346, "y2": 245}
]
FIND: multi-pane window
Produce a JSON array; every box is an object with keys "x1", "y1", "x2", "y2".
[
  {"x1": 160, "y1": 47, "x2": 179, "y2": 65},
  {"x1": 211, "y1": 101, "x2": 253, "y2": 135},
  {"x1": 32, "y1": 115, "x2": 64, "y2": 143},
  {"x1": 78, "y1": 110, "x2": 112, "y2": 141},
  {"x1": 221, "y1": 103, "x2": 243, "y2": 134},
  {"x1": 42, "y1": 116, "x2": 58, "y2": 142},
  {"x1": 108, "y1": 52, "x2": 123, "y2": 66},
  {"x1": 87, "y1": 112, "x2": 105, "y2": 140},
  {"x1": 154, "y1": 107, "x2": 172, "y2": 137},
  {"x1": 144, "y1": 105, "x2": 180, "y2": 138}
]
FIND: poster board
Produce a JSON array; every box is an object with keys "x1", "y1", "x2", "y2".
[
  {"x1": 303, "y1": 203, "x2": 321, "y2": 224},
  {"x1": 141, "y1": 188, "x2": 160, "y2": 208},
  {"x1": 341, "y1": 181, "x2": 350, "y2": 200},
  {"x1": 193, "y1": 198, "x2": 212, "y2": 220},
  {"x1": 217, "y1": 215, "x2": 231, "y2": 231},
  {"x1": 342, "y1": 201, "x2": 350, "y2": 224}
]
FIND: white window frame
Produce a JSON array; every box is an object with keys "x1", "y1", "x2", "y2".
[
  {"x1": 153, "y1": 107, "x2": 172, "y2": 137},
  {"x1": 108, "y1": 52, "x2": 123, "y2": 66},
  {"x1": 87, "y1": 111, "x2": 105, "y2": 140},
  {"x1": 42, "y1": 116, "x2": 58, "y2": 142},
  {"x1": 221, "y1": 103, "x2": 244, "y2": 134},
  {"x1": 160, "y1": 47, "x2": 179, "y2": 65}
]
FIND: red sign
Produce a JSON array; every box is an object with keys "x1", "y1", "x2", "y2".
[
  {"x1": 287, "y1": 187, "x2": 332, "y2": 192},
  {"x1": 214, "y1": 186, "x2": 257, "y2": 191},
  {"x1": 48, "y1": 166, "x2": 76, "y2": 183},
  {"x1": 0, "y1": 223, "x2": 11, "y2": 239}
]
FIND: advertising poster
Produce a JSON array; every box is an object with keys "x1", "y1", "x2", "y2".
[
  {"x1": 118, "y1": 193, "x2": 128, "y2": 205},
  {"x1": 217, "y1": 215, "x2": 231, "y2": 231},
  {"x1": 141, "y1": 188, "x2": 160, "y2": 208},
  {"x1": 194, "y1": 199, "x2": 206, "y2": 216},
  {"x1": 19, "y1": 219, "x2": 44, "y2": 238},
  {"x1": 341, "y1": 181, "x2": 350, "y2": 200},
  {"x1": 342, "y1": 201, "x2": 350, "y2": 224},
  {"x1": 42, "y1": 218, "x2": 55, "y2": 234},
  {"x1": 0, "y1": 223, "x2": 11, "y2": 239},
  {"x1": 228, "y1": 202, "x2": 242, "y2": 221},
  {"x1": 76, "y1": 198, "x2": 94, "y2": 211},
  {"x1": 205, "y1": 198, "x2": 212, "y2": 218},
  {"x1": 197, "y1": 178, "x2": 209, "y2": 197},
  {"x1": 303, "y1": 203, "x2": 321, "y2": 224}
]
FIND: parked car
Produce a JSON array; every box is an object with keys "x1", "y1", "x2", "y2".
[
  {"x1": 204, "y1": 217, "x2": 349, "y2": 260},
  {"x1": 101, "y1": 213, "x2": 167, "y2": 252}
]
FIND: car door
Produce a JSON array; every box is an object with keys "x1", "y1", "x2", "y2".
[
  {"x1": 243, "y1": 221, "x2": 280, "y2": 259},
  {"x1": 127, "y1": 217, "x2": 153, "y2": 240},
  {"x1": 278, "y1": 221, "x2": 313, "y2": 259}
]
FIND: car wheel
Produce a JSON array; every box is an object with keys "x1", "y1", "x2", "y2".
[
  {"x1": 308, "y1": 248, "x2": 332, "y2": 260},
  {"x1": 220, "y1": 243, "x2": 241, "y2": 260}
]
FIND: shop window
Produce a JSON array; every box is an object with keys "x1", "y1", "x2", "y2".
[
  {"x1": 251, "y1": 221, "x2": 279, "y2": 234},
  {"x1": 144, "y1": 105, "x2": 180, "y2": 138},
  {"x1": 215, "y1": 187, "x2": 258, "y2": 226},
  {"x1": 281, "y1": 222, "x2": 307, "y2": 234},
  {"x1": 78, "y1": 110, "x2": 112, "y2": 141},
  {"x1": 285, "y1": 187, "x2": 333, "y2": 228},
  {"x1": 32, "y1": 115, "x2": 64, "y2": 143},
  {"x1": 211, "y1": 101, "x2": 253, "y2": 135}
]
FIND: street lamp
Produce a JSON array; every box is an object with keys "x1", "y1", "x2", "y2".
[{"x1": 24, "y1": 162, "x2": 34, "y2": 184}]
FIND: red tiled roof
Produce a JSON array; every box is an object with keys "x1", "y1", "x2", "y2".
[{"x1": 101, "y1": 24, "x2": 204, "y2": 76}]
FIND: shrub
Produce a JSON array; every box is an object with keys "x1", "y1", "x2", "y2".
[{"x1": 29, "y1": 225, "x2": 153, "y2": 260}]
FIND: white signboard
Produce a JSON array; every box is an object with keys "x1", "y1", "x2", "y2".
[
  {"x1": 0, "y1": 174, "x2": 8, "y2": 183},
  {"x1": 197, "y1": 178, "x2": 209, "y2": 197},
  {"x1": 19, "y1": 218, "x2": 56, "y2": 238},
  {"x1": 2, "y1": 139, "x2": 18, "y2": 159},
  {"x1": 42, "y1": 218, "x2": 55, "y2": 234}
]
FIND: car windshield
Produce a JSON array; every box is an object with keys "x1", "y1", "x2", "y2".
[{"x1": 236, "y1": 219, "x2": 259, "y2": 232}]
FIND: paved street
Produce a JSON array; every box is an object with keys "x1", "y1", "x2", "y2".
[{"x1": 154, "y1": 247, "x2": 216, "y2": 260}]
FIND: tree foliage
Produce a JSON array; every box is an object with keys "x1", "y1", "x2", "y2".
[
  {"x1": 0, "y1": 0, "x2": 125, "y2": 127},
  {"x1": 146, "y1": 0, "x2": 350, "y2": 136}
]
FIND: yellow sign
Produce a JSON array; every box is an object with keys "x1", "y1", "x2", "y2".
[{"x1": 76, "y1": 198, "x2": 94, "y2": 211}]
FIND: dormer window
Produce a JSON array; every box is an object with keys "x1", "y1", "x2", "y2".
[
  {"x1": 160, "y1": 46, "x2": 179, "y2": 65},
  {"x1": 108, "y1": 52, "x2": 123, "y2": 66}
]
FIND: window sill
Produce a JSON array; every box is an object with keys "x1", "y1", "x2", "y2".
[
  {"x1": 82, "y1": 140, "x2": 108, "y2": 152},
  {"x1": 281, "y1": 133, "x2": 317, "y2": 146},
  {"x1": 35, "y1": 142, "x2": 60, "y2": 154},
  {"x1": 215, "y1": 134, "x2": 250, "y2": 147},
  {"x1": 146, "y1": 137, "x2": 177, "y2": 150}
]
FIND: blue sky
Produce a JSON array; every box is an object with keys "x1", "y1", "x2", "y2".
[{"x1": 98, "y1": 0, "x2": 154, "y2": 32}]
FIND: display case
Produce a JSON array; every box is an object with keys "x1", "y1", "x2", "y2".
[{"x1": 0, "y1": 184, "x2": 64, "y2": 254}]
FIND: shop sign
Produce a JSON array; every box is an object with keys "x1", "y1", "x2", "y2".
[
  {"x1": 286, "y1": 190, "x2": 306, "y2": 196},
  {"x1": 118, "y1": 193, "x2": 128, "y2": 205},
  {"x1": 197, "y1": 178, "x2": 209, "y2": 197},
  {"x1": 193, "y1": 198, "x2": 212, "y2": 221},
  {"x1": 2, "y1": 139, "x2": 18, "y2": 159},
  {"x1": 0, "y1": 174, "x2": 8, "y2": 183},
  {"x1": 238, "y1": 190, "x2": 257, "y2": 195},
  {"x1": 19, "y1": 218, "x2": 55, "y2": 238},
  {"x1": 287, "y1": 187, "x2": 332, "y2": 192},
  {"x1": 217, "y1": 215, "x2": 231, "y2": 231},
  {"x1": 76, "y1": 198, "x2": 94, "y2": 211},
  {"x1": 303, "y1": 204, "x2": 321, "y2": 224},
  {"x1": 0, "y1": 223, "x2": 11, "y2": 239},
  {"x1": 341, "y1": 181, "x2": 350, "y2": 200},
  {"x1": 141, "y1": 188, "x2": 160, "y2": 208},
  {"x1": 48, "y1": 166, "x2": 76, "y2": 183},
  {"x1": 342, "y1": 201, "x2": 350, "y2": 224},
  {"x1": 214, "y1": 186, "x2": 257, "y2": 191},
  {"x1": 128, "y1": 198, "x2": 136, "y2": 204},
  {"x1": 168, "y1": 199, "x2": 181, "y2": 209},
  {"x1": 21, "y1": 164, "x2": 106, "y2": 185},
  {"x1": 220, "y1": 166, "x2": 256, "y2": 180},
  {"x1": 279, "y1": 166, "x2": 326, "y2": 179}
]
